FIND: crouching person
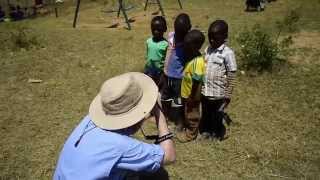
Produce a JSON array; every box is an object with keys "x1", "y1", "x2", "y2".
[{"x1": 54, "y1": 72, "x2": 175, "y2": 180}]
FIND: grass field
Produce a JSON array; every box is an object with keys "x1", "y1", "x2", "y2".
[{"x1": 0, "y1": 0, "x2": 319, "y2": 179}]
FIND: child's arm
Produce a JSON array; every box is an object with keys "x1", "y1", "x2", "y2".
[
  {"x1": 190, "y1": 79, "x2": 200, "y2": 100},
  {"x1": 225, "y1": 71, "x2": 236, "y2": 105},
  {"x1": 158, "y1": 41, "x2": 169, "y2": 71},
  {"x1": 163, "y1": 32, "x2": 175, "y2": 75},
  {"x1": 186, "y1": 70, "x2": 202, "y2": 108},
  {"x1": 145, "y1": 40, "x2": 149, "y2": 62},
  {"x1": 224, "y1": 50, "x2": 237, "y2": 107},
  {"x1": 188, "y1": 57, "x2": 204, "y2": 101},
  {"x1": 185, "y1": 79, "x2": 201, "y2": 110}
]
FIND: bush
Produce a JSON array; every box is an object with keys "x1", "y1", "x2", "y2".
[
  {"x1": 237, "y1": 24, "x2": 280, "y2": 72},
  {"x1": 276, "y1": 9, "x2": 300, "y2": 35},
  {"x1": 236, "y1": 10, "x2": 299, "y2": 72},
  {"x1": 9, "y1": 26, "x2": 40, "y2": 50}
]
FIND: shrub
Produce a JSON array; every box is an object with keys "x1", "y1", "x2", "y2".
[
  {"x1": 236, "y1": 10, "x2": 299, "y2": 72},
  {"x1": 9, "y1": 26, "x2": 40, "y2": 50},
  {"x1": 237, "y1": 24, "x2": 280, "y2": 72},
  {"x1": 276, "y1": 9, "x2": 300, "y2": 35}
]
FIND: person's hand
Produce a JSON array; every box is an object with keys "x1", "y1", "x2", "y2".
[
  {"x1": 225, "y1": 97, "x2": 230, "y2": 105},
  {"x1": 218, "y1": 98, "x2": 231, "y2": 112},
  {"x1": 223, "y1": 98, "x2": 231, "y2": 110}
]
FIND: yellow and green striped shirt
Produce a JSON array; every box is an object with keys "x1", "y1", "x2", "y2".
[{"x1": 181, "y1": 56, "x2": 205, "y2": 99}]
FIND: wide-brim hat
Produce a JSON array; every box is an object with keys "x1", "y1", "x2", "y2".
[{"x1": 89, "y1": 72, "x2": 158, "y2": 130}]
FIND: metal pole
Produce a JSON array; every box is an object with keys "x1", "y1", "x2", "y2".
[
  {"x1": 73, "y1": 0, "x2": 81, "y2": 28},
  {"x1": 117, "y1": 9, "x2": 121, "y2": 17},
  {"x1": 144, "y1": 0, "x2": 149, "y2": 11},
  {"x1": 155, "y1": 0, "x2": 164, "y2": 16},
  {"x1": 117, "y1": 0, "x2": 121, "y2": 17},
  {"x1": 55, "y1": 7, "x2": 58, "y2": 17},
  {"x1": 118, "y1": 0, "x2": 131, "y2": 30},
  {"x1": 52, "y1": 0, "x2": 58, "y2": 18},
  {"x1": 177, "y1": 0, "x2": 183, "y2": 9},
  {"x1": 6, "y1": 0, "x2": 10, "y2": 15}
]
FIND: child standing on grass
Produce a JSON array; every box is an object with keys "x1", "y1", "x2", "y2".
[
  {"x1": 200, "y1": 20, "x2": 237, "y2": 141},
  {"x1": 144, "y1": 16, "x2": 168, "y2": 85},
  {"x1": 176, "y1": 29, "x2": 205, "y2": 142},
  {"x1": 161, "y1": 13, "x2": 192, "y2": 131}
]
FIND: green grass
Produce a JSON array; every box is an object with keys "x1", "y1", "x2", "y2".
[{"x1": 0, "y1": 0, "x2": 320, "y2": 179}]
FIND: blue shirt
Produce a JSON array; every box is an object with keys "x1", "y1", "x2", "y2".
[
  {"x1": 164, "y1": 32, "x2": 186, "y2": 79},
  {"x1": 54, "y1": 116, "x2": 164, "y2": 180}
]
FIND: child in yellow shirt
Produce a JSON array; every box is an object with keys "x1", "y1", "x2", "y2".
[{"x1": 176, "y1": 29, "x2": 205, "y2": 142}]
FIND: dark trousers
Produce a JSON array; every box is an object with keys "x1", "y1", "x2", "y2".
[
  {"x1": 160, "y1": 75, "x2": 182, "y2": 101},
  {"x1": 160, "y1": 74, "x2": 184, "y2": 127},
  {"x1": 144, "y1": 67, "x2": 163, "y2": 88},
  {"x1": 199, "y1": 96, "x2": 226, "y2": 138}
]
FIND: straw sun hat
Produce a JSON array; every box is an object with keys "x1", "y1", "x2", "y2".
[{"x1": 89, "y1": 72, "x2": 158, "y2": 130}]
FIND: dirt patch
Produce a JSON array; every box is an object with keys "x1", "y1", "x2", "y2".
[
  {"x1": 292, "y1": 31, "x2": 320, "y2": 50},
  {"x1": 289, "y1": 31, "x2": 320, "y2": 65}
]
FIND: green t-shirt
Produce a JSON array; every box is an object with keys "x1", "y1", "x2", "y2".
[{"x1": 145, "y1": 37, "x2": 168, "y2": 71}]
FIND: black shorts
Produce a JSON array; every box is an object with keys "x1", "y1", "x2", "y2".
[
  {"x1": 160, "y1": 75, "x2": 182, "y2": 104},
  {"x1": 144, "y1": 67, "x2": 163, "y2": 86}
]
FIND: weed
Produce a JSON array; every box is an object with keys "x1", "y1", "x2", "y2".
[
  {"x1": 237, "y1": 9, "x2": 300, "y2": 72},
  {"x1": 9, "y1": 25, "x2": 40, "y2": 50},
  {"x1": 237, "y1": 24, "x2": 279, "y2": 72},
  {"x1": 276, "y1": 8, "x2": 301, "y2": 37}
]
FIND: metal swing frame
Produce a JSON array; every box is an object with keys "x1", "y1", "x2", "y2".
[
  {"x1": 144, "y1": 0, "x2": 183, "y2": 16},
  {"x1": 73, "y1": 0, "x2": 131, "y2": 29},
  {"x1": 73, "y1": 0, "x2": 184, "y2": 29}
]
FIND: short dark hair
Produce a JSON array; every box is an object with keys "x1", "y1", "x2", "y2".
[
  {"x1": 184, "y1": 29, "x2": 205, "y2": 61},
  {"x1": 184, "y1": 29, "x2": 205, "y2": 51},
  {"x1": 208, "y1": 20, "x2": 228, "y2": 41},
  {"x1": 174, "y1": 13, "x2": 192, "y2": 42},
  {"x1": 151, "y1": 16, "x2": 167, "y2": 32}
]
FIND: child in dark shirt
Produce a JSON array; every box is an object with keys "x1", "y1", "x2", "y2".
[{"x1": 161, "y1": 13, "x2": 192, "y2": 131}]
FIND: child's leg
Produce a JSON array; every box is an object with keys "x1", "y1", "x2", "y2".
[
  {"x1": 160, "y1": 74, "x2": 172, "y2": 119},
  {"x1": 152, "y1": 70, "x2": 163, "y2": 87},
  {"x1": 171, "y1": 97, "x2": 184, "y2": 131},
  {"x1": 185, "y1": 100, "x2": 201, "y2": 139},
  {"x1": 157, "y1": 72, "x2": 165, "y2": 90},
  {"x1": 211, "y1": 99, "x2": 226, "y2": 139},
  {"x1": 176, "y1": 99, "x2": 200, "y2": 142},
  {"x1": 199, "y1": 96, "x2": 212, "y2": 134},
  {"x1": 170, "y1": 78, "x2": 184, "y2": 131},
  {"x1": 144, "y1": 67, "x2": 161, "y2": 86}
]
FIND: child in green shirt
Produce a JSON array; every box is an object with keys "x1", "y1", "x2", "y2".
[{"x1": 144, "y1": 16, "x2": 168, "y2": 85}]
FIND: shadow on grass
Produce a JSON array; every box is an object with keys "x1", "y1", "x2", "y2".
[{"x1": 126, "y1": 167, "x2": 169, "y2": 180}]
